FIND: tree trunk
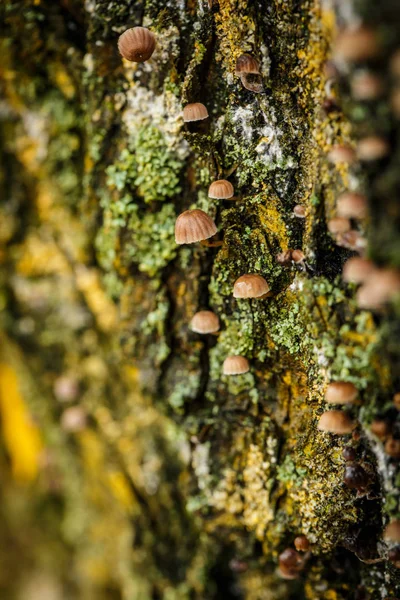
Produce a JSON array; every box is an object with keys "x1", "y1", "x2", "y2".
[{"x1": 1, "y1": 0, "x2": 400, "y2": 598}]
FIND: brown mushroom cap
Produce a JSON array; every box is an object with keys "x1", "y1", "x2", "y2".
[
  {"x1": 356, "y1": 269, "x2": 400, "y2": 309},
  {"x1": 325, "y1": 381, "x2": 359, "y2": 405},
  {"x1": 385, "y1": 437, "x2": 400, "y2": 458},
  {"x1": 292, "y1": 250, "x2": 305, "y2": 264},
  {"x1": 222, "y1": 355, "x2": 250, "y2": 375},
  {"x1": 318, "y1": 411, "x2": 355, "y2": 434},
  {"x1": 337, "y1": 192, "x2": 368, "y2": 219},
  {"x1": 333, "y1": 26, "x2": 380, "y2": 62},
  {"x1": 343, "y1": 257, "x2": 376, "y2": 284},
  {"x1": 208, "y1": 179, "x2": 234, "y2": 199},
  {"x1": 328, "y1": 145, "x2": 357, "y2": 165},
  {"x1": 235, "y1": 53, "x2": 260, "y2": 75},
  {"x1": 293, "y1": 205, "x2": 306, "y2": 218},
  {"x1": 233, "y1": 274, "x2": 270, "y2": 298},
  {"x1": 175, "y1": 209, "x2": 217, "y2": 244},
  {"x1": 328, "y1": 217, "x2": 351, "y2": 235},
  {"x1": 183, "y1": 102, "x2": 209, "y2": 122},
  {"x1": 336, "y1": 230, "x2": 366, "y2": 252},
  {"x1": 276, "y1": 250, "x2": 293, "y2": 265},
  {"x1": 370, "y1": 418, "x2": 391, "y2": 440},
  {"x1": 384, "y1": 520, "x2": 400, "y2": 543},
  {"x1": 357, "y1": 136, "x2": 390, "y2": 161},
  {"x1": 350, "y1": 72, "x2": 384, "y2": 100},
  {"x1": 190, "y1": 311, "x2": 220, "y2": 334},
  {"x1": 294, "y1": 535, "x2": 310, "y2": 552},
  {"x1": 118, "y1": 27, "x2": 156, "y2": 63}
]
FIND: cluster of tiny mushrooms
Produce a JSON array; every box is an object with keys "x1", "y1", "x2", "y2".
[{"x1": 116, "y1": 23, "x2": 400, "y2": 576}]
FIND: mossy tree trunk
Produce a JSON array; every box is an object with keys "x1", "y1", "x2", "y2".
[{"x1": 1, "y1": 1, "x2": 400, "y2": 598}]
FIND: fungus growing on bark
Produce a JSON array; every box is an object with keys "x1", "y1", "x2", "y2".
[
  {"x1": 183, "y1": 103, "x2": 209, "y2": 122},
  {"x1": 208, "y1": 180, "x2": 234, "y2": 199},
  {"x1": 325, "y1": 381, "x2": 359, "y2": 405},
  {"x1": 337, "y1": 192, "x2": 368, "y2": 219},
  {"x1": 222, "y1": 355, "x2": 250, "y2": 375},
  {"x1": 175, "y1": 209, "x2": 217, "y2": 244},
  {"x1": 337, "y1": 230, "x2": 366, "y2": 252},
  {"x1": 356, "y1": 269, "x2": 400, "y2": 309},
  {"x1": 333, "y1": 26, "x2": 380, "y2": 63},
  {"x1": 343, "y1": 463, "x2": 369, "y2": 489},
  {"x1": 384, "y1": 520, "x2": 400, "y2": 543},
  {"x1": 328, "y1": 145, "x2": 357, "y2": 164},
  {"x1": 118, "y1": 27, "x2": 156, "y2": 62},
  {"x1": 370, "y1": 418, "x2": 391, "y2": 440},
  {"x1": 318, "y1": 411, "x2": 355, "y2": 434},
  {"x1": 61, "y1": 406, "x2": 87, "y2": 432},
  {"x1": 276, "y1": 250, "x2": 292, "y2": 265},
  {"x1": 350, "y1": 72, "x2": 384, "y2": 100},
  {"x1": 328, "y1": 217, "x2": 351, "y2": 235},
  {"x1": 235, "y1": 54, "x2": 260, "y2": 75},
  {"x1": 357, "y1": 136, "x2": 390, "y2": 161},
  {"x1": 385, "y1": 437, "x2": 400, "y2": 459},
  {"x1": 294, "y1": 536, "x2": 310, "y2": 552},
  {"x1": 291, "y1": 250, "x2": 305, "y2": 264},
  {"x1": 293, "y1": 204, "x2": 306, "y2": 218},
  {"x1": 233, "y1": 274, "x2": 270, "y2": 299},
  {"x1": 342, "y1": 446, "x2": 357, "y2": 462},
  {"x1": 343, "y1": 257, "x2": 376, "y2": 283},
  {"x1": 388, "y1": 547, "x2": 400, "y2": 568},
  {"x1": 278, "y1": 548, "x2": 304, "y2": 580},
  {"x1": 190, "y1": 311, "x2": 219, "y2": 334}
]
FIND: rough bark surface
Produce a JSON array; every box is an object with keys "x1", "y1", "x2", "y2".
[{"x1": 1, "y1": 1, "x2": 400, "y2": 598}]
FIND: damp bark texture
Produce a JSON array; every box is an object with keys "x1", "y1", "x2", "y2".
[{"x1": 1, "y1": 1, "x2": 400, "y2": 599}]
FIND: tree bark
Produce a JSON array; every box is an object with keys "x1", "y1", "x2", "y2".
[{"x1": 1, "y1": 1, "x2": 400, "y2": 598}]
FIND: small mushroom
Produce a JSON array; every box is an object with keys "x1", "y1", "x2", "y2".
[
  {"x1": 328, "y1": 145, "x2": 357, "y2": 165},
  {"x1": 384, "y1": 520, "x2": 400, "y2": 543},
  {"x1": 276, "y1": 250, "x2": 293, "y2": 265},
  {"x1": 385, "y1": 437, "x2": 400, "y2": 459},
  {"x1": 318, "y1": 411, "x2": 355, "y2": 434},
  {"x1": 294, "y1": 535, "x2": 310, "y2": 552},
  {"x1": 343, "y1": 257, "x2": 376, "y2": 284},
  {"x1": 183, "y1": 103, "x2": 209, "y2": 122},
  {"x1": 293, "y1": 205, "x2": 306, "y2": 218},
  {"x1": 233, "y1": 274, "x2": 270, "y2": 299},
  {"x1": 235, "y1": 53, "x2": 260, "y2": 75},
  {"x1": 325, "y1": 381, "x2": 359, "y2": 405},
  {"x1": 291, "y1": 249, "x2": 305, "y2": 264},
  {"x1": 278, "y1": 548, "x2": 304, "y2": 580},
  {"x1": 190, "y1": 311, "x2": 220, "y2": 334},
  {"x1": 222, "y1": 355, "x2": 250, "y2": 375},
  {"x1": 333, "y1": 26, "x2": 380, "y2": 63},
  {"x1": 342, "y1": 446, "x2": 357, "y2": 462},
  {"x1": 328, "y1": 217, "x2": 351, "y2": 235},
  {"x1": 337, "y1": 230, "x2": 366, "y2": 252},
  {"x1": 343, "y1": 463, "x2": 369, "y2": 489},
  {"x1": 350, "y1": 72, "x2": 384, "y2": 100},
  {"x1": 175, "y1": 209, "x2": 217, "y2": 244},
  {"x1": 388, "y1": 547, "x2": 400, "y2": 568},
  {"x1": 357, "y1": 136, "x2": 390, "y2": 161},
  {"x1": 337, "y1": 192, "x2": 368, "y2": 219},
  {"x1": 356, "y1": 269, "x2": 400, "y2": 310},
  {"x1": 370, "y1": 418, "x2": 391, "y2": 440},
  {"x1": 118, "y1": 27, "x2": 156, "y2": 62},
  {"x1": 208, "y1": 179, "x2": 234, "y2": 199}
]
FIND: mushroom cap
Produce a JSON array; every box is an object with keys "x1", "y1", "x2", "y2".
[
  {"x1": 328, "y1": 145, "x2": 357, "y2": 165},
  {"x1": 233, "y1": 274, "x2": 270, "y2": 298},
  {"x1": 343, "y1": 463, "x2": 369, "y2": 489},
  {"x1": 336, "y1": 230, "x2": 366, "y2": 251},
  {"x1": 328, "y1": 217, "x2": 351, "y2": 235},
  {"x1": 222, "y1": 355, "x2": 250, "y2": 375},
  {"x1": 291, "y1": 250, "x2": 305, "y2": 264},
  {"x1": 175, "y1": 209, "x2": 217, "y2": 244},
  {"x1": 235, "y1": 53, "x2": 260, "y2": 75},
  {"x1": 293, "y1": 205, "x2": 306, "y2": 218},
  {"x1": 118, "y1": 27, "x2": 156, "y2": 62},
  {"x1": 370, "y1": 418, "x2": 390, "y2": 439},
  {"x1": 294, "y1": 536, "x2": 310, "y2": 552},
  {"x1": 385, "y1": 437, "x2": 400, "y2": 458},
  {"x1": 183, "y1": 102, "x2": 209, "y2": 122},
  {"x1": 356, "y1": 269, "x2": 400, "y2": 309},
  {"x1": 61, "y1": 406, "x2": 87, "y2": 432},
  {"x1": 357, "y1": 136, "x2": 390, "y2": 161},
  {"x1": 208, "y1": 179, "x2": 234, "y2": 199},
  {"x1": 343, "y1": 257, "x2": 376, "y2": 283},
  {"x1": 325, "y1": 381, "x2": 359, "y2": 405},
  {"x1": 333, "y1": 26, "x2": 380, "y2": 62},
  {"x1": 350, "y1": 72, "x2": 384, "y2": 100},
  {"x1": 190, "y1": 310, "x2": 220, "y2": 334},
  {"x1": 384, "y1": 520, "x2": 400, "y2": 542},
  {"x1": 337, "y1": 192, "x2": 368, "y2": 219},
  {"x1": 318, "y1": 410, "x2": 355, "y2": 434},
  {"x1": 276, "y1": 250, "x2": 293, "y2": 265}
]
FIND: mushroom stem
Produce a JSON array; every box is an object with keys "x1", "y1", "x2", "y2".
[{"x1": 200, "y1": 239, "x2": 223, "y2": 248}]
